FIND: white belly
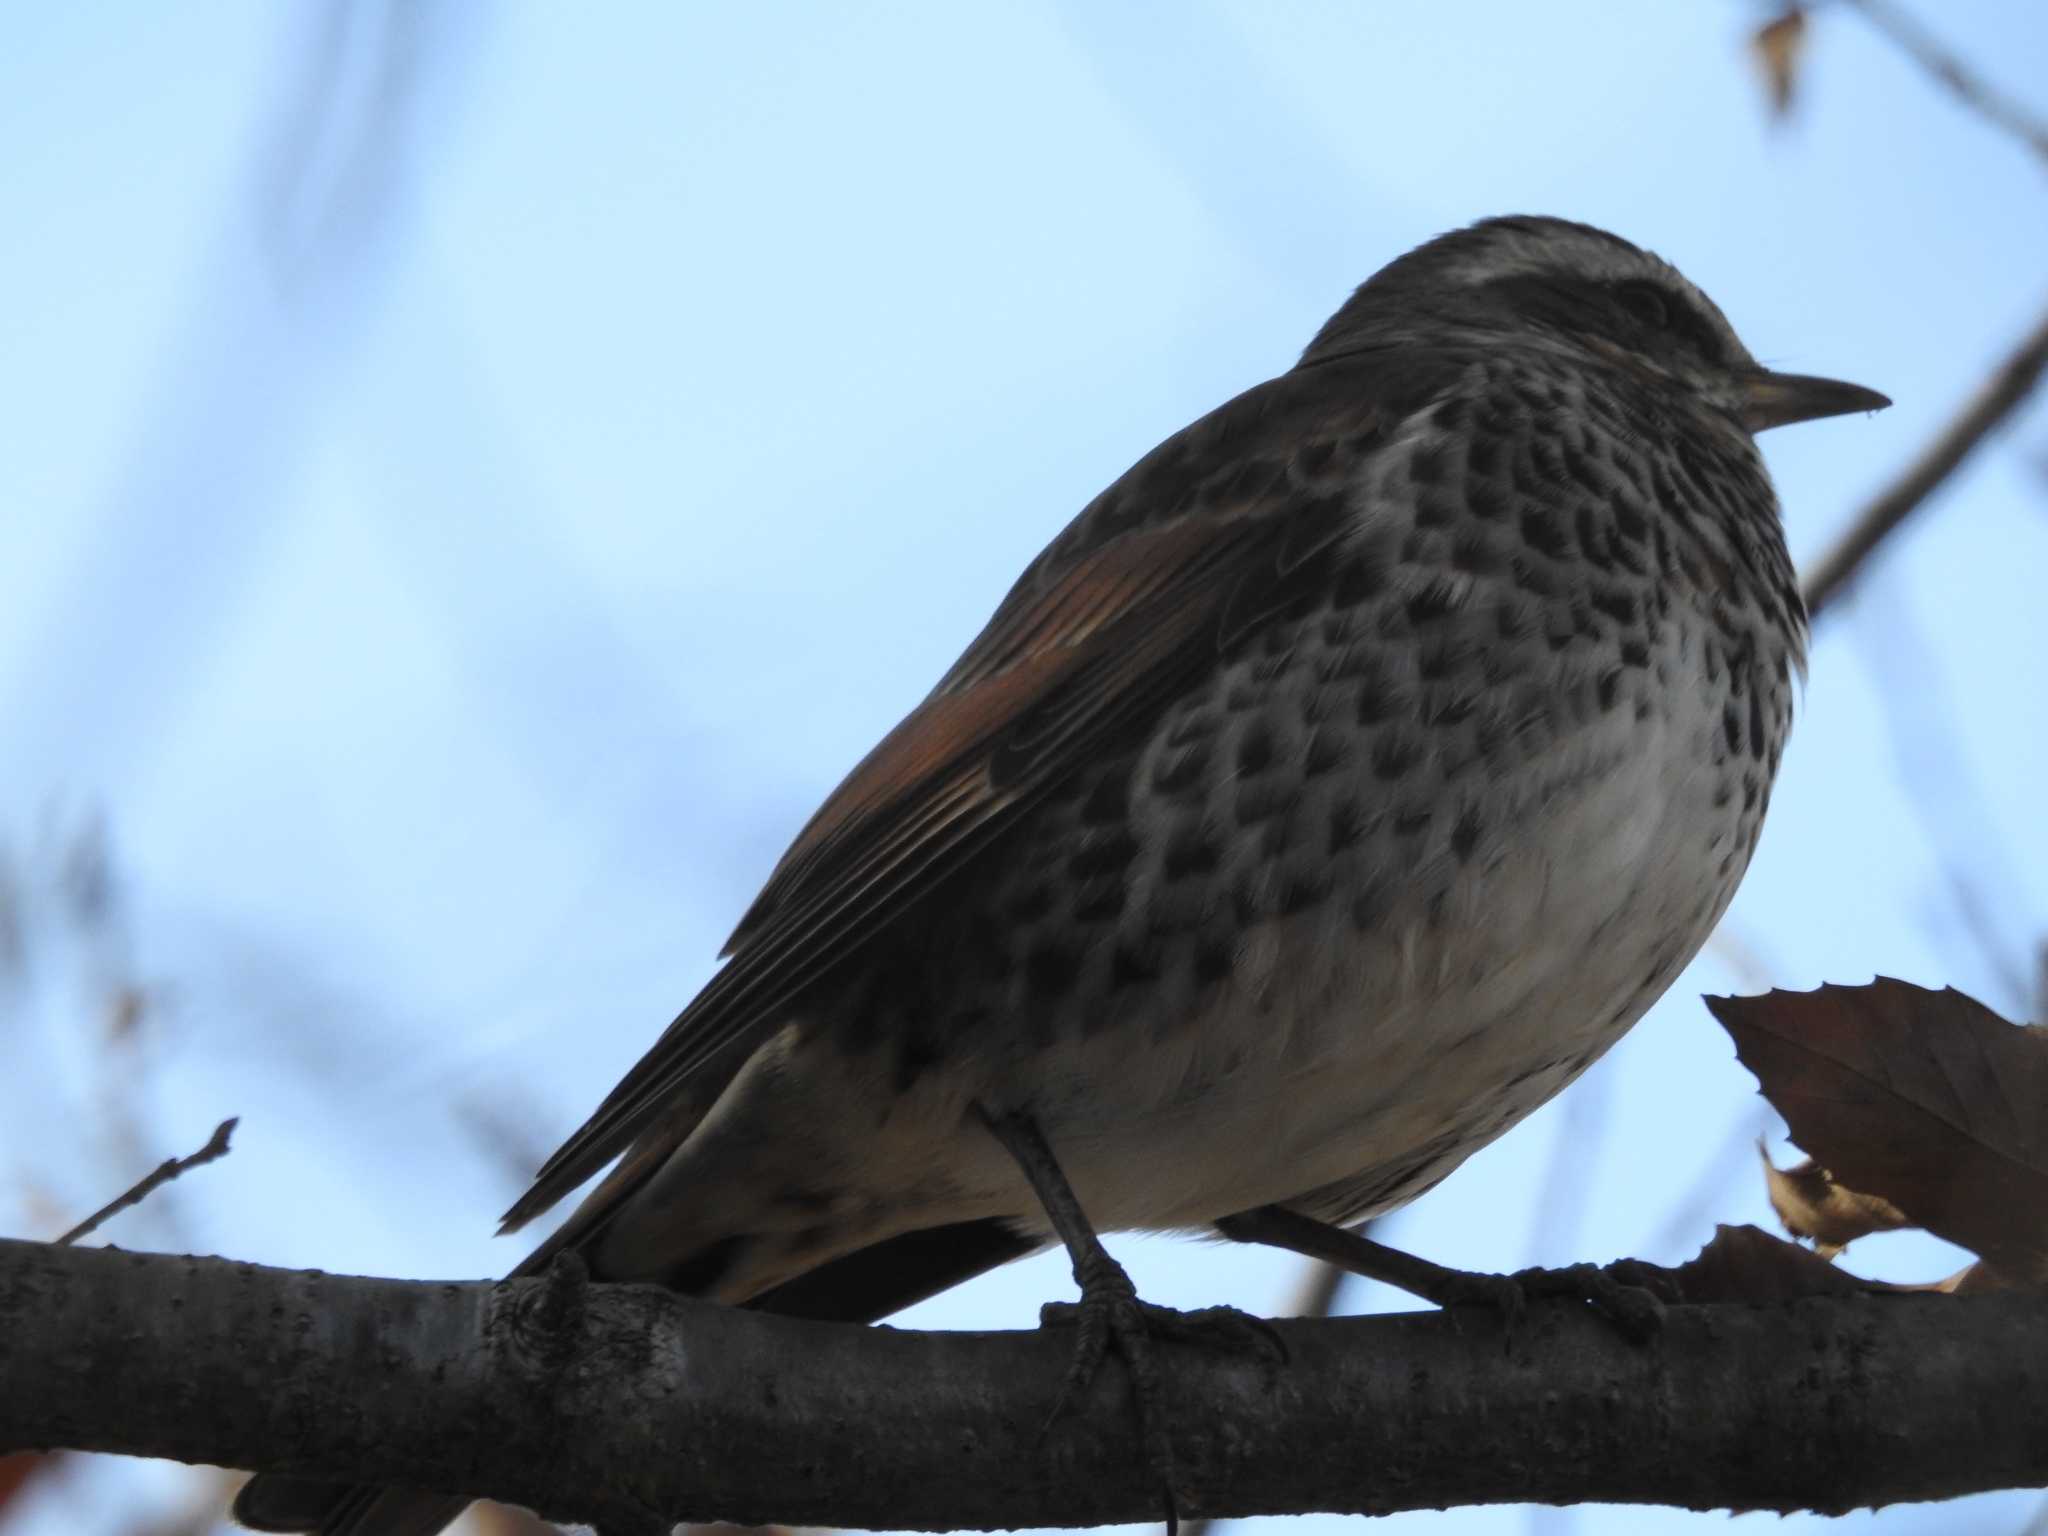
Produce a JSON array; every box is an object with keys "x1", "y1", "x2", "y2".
[{"x1": 1019, "y1": 674, "x2": 1747, "y2": 1233}]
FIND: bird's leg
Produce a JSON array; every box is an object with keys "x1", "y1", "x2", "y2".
[
  {"x1": 977, "y1": 1106, "x2": 1175, "y2": 1517},
  {"x1": 1215, "y1": 1204, "x2": 1664, "y2": 1342},
  {"x1": 975, "y1": 1108, "x2": 1277, "y2": 1529},
  {"x1": 1216, "y1": 1204, "x2": 1520, "y2": 1312}
]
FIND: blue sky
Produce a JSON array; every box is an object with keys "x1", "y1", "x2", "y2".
[{"x1": 3, "y1": 4, "x2": 2045, "y2": 1535}]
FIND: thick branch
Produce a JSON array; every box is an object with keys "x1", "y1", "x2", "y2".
[
  {"x1": 3, "y1": 1240, "x2": 2045, "y2": 1530},
  {"x1": 1803, "y1": 299, "x2": 2048, "y2": 620}
]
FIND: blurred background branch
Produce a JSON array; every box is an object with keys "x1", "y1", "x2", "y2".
[
  {"x1": 1803, "y1": 300, "x2": 2048, "y2": 620},
  {"x1": 1838, "y1": 0, "x2": 2048, "y2": 167}
]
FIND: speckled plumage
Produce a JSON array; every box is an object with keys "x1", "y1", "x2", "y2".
[
  {"x1": 237, "y1": 216, "x2": 1885, "y2": 1536},
  {"x1": 759, "y1": 338, "x2": 1803, "y2": 1261}
]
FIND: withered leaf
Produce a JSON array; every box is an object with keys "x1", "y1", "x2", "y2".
[
  {"x1": 1932, "y1": 1259, "x2": 2030, "y2": 1294},
  {"x1": 1750, "y1": 7, "x2": 1808, "y2": 121},
  {"x1": 1707, "y1": 978, "x2": 2048, "y2": 1283},
  {"x1": 1635, "y1": 1230, "x2": 2027, "y2": 1303},
  {"x1": 1757, "y1": 1145, "x2": 1910, "y2": 1256},
  {"x1": 1622, "y1": 1223, "x2": 1884, "y2": 1305}
]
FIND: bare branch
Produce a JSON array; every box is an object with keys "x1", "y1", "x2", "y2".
[
  {"x1": 1841, "y1": 0, "x2": 2048, "y2": 169},
  {"x1": 54, "y1": 1118, "x2": 238, "y2": 1247},
  {"x1": 2, "y1": 1239, "x2": 2045, "y2": 1531},
  {"x1": 1804, "y1": 300, "x2": 2048, "y2": 620},
  {"x1": 1849, "y1": 594, "x2": 2039, "y2": 1009}
]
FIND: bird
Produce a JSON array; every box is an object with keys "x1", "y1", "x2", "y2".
[{"x1": 236, "y1": 214, "x2": 1886, "y2": 1536}]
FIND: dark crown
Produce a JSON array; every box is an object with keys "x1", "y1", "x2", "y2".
[{"x1": 1299, "y1": 215, "x2": 1753, "y2": 378}]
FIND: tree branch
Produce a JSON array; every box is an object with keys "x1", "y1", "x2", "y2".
[
  {"x1": 55, "y1": 1117, "x2": 238, "y2": 1246},
  {"x1": 1803, "y1": 298, "x2": 2048, "y2": 621},
  {"x1": 3, "y1": 1239, "x2": 2044, "y2": 1531},
  {"x1": 1840, "y1": 0, "x2": 2048, "y2": 170}
]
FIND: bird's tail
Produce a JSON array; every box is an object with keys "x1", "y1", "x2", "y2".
[{"x1": 231, "y1": 1214, "x2": 1031, "y2": 1535}]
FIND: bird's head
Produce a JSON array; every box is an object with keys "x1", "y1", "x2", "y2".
[{"x1": 1301, "y1": 214, "x2": 1888, "y2": 434}]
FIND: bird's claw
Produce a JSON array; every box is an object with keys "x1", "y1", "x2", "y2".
[
  {"x1": 1423, "y1": 1260, "x2": 1662, "y2": 1345},
  {"x1": 1507, "y1": 1261, "x2": 1667, "y2": 1344},
  {"x1": 1444, "y1": 1269, "x2": 1529, "y2": 1332},
  {"x1": 1035, "y1": 1286, "x2": 1292, "y2": 1532},
  {"x1": 1039, "y1": 1297, "x2": 1288, "y2": 1365}
]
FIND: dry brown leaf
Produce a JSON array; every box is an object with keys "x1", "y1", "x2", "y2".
[
  {"x1": 1626, "y1": 1223, "x2": 1885, "y2": 1304},
  {"x1": 469, "y1": 1501, "x2": 568, "y2": 1535},
  {"x1": 1901, "y1": 1259, "x2": 2033, "y2": 1295},
  {"x1": 1757, "y1": 1145, "x2": 1910, "y2": 1256},
  {"x1": 1751, "y1": 7, "x2": 1808, "y2": 120},
  {"x1": 1707, "y1": 978, "x2": 2048, "y2": 1284}
]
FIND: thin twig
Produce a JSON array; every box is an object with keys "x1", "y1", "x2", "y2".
[
  {"x1": 1803, "y1": 301, "x2": 2048, "y2": 620},
  {"x1": 55, "y1": 1117, "x2": 238, "y2": 1247},
  {"x1": 1283, "y1": 1256, "x2": 1348, "y2": 1323},
  {"x1": 1849, "y1": 594, "x2": 2037, "y2": 1010},
  {"x1": 1841, "y1": 0, "x2": 2048, "y2": 169}
]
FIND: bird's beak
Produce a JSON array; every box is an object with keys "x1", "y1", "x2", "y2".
[{"x1": 1740, "y1": 369, "x2": 1891, "y2": 432}]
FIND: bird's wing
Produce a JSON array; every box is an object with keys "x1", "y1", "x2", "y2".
[{"x1": 501, "y1": 351, "x2": 1445, "y2": 1232}]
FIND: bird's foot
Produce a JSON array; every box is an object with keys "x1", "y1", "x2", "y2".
[
  {"x1": 1504, "y1": 1261, "x2": 1667, "y2": 1343},
  {"x1": 1433, "y1": 1261, "x2": 1665, "y2": 1344},
  {"x1": 1411, "y1": 1263, "x2": 1530, "y2": 1329},
  {"x1": 1036, "y1": 1249, "x2": 1272, "y2": 1534},
  {"x1": 1039, "y1": 1295, "x2": 1288, "y2": 1367},
  {"x1": 1037, "y1": 1248, "x2": 1177, "y2": 1523}
]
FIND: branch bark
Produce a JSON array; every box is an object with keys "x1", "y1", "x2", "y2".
[{"x1": 3, "y1": 1239, "x2": 2044, "y2": 1531}]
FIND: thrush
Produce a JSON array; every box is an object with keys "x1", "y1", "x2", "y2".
[{"x1": 237, "y1": 215, "x2": 1886, "y2": 1536}]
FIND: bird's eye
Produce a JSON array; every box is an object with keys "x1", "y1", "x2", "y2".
[
  {"x1": 1614, "y1": 281, "x2": 1671, "y2": 330},
  {"x1": 1605, "y1": 282, "x2": 1671, "y2": 331}
]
